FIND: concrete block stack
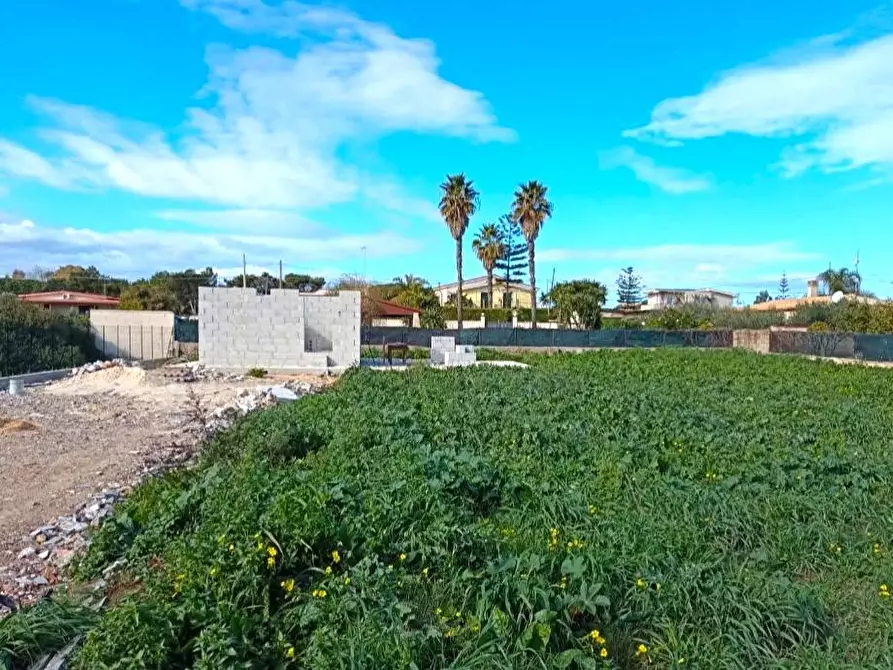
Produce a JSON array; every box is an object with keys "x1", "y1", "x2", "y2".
[{"x1": 429, "y1": 337, "x2": 477, "y2": 367}]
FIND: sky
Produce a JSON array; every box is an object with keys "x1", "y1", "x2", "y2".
[{"x1": 1, "y1": 0, "x2": 892, "y2": 302}]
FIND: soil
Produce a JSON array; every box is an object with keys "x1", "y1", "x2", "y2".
[{"x1": 0, "y1": 368, "x2": 333, "y2": 554}]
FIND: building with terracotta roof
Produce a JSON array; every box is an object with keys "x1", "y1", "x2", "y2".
[
  {"x1": 18, "y1": 291, "x2": 120, "y2": 314},
  {"x1": 370, "y1": 298, "x2": 421, "y2": 327},
  {"x1": 749, "y1": 279, "x2": 880, "y2": 314}
]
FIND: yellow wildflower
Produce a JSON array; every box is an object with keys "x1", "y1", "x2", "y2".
[
  {"x1": 399, "y1": 553, "x2": 407, "y2": 562},
  {"x1": 281, "y1": 578, "x2": 295, "y2": 593},
  {"x1": 880, "y1": 584, "x2": 890, "y2": 598},
  {"x1": 311, "y1": 588, "x2": 327, "y2": 599},
  {"x1": 559, "y1": 576, "x2": 568, "y2": 590},
  {"x1": 422, "y1": 567, "x2": 429, "y2": 577},
  {"x1": 678, "y1": 658, "x2": 686, "y2": 665},
  {"x1": 588, "y1": 505, "x2": 598, "y2": 515},
  {"x1": 331, "y1": 549, "x2": 341, "y2": 563},
  {"x1": 636, "y1": 578, "x2": 647, "y2": 589},
  {"x1": 267, "y1": 556, "x2": 276, "y2": 569},
  {"x1": 589, "y1": 629, "x2": 600, "y2": 640},
  {"x1": 343, "y1": 577, "x2": 351, "y2": 586},
  {"x1": 874, "y1": 543, "x2": 882, "y2": 555},
  {"x1": 209, "y1": 566, "x2": 218, "y2": 577},
  {"x1": 285, "y1": 645, "x2": 295, "y2": 659},
  {"x1": 600, "y1": 648, "x2": 608, "y2": 658},
  {"x1": 636, "y1": 643, "x2": 648, "y2": 656},
  {"x1": 325, "y1": 566, "x2": 333, "y2": 576},
  {"x1": 267, "y1": 546, "x2": 278, "y2": 558},
  {"x1": 228, "y1": 544, "x2": 235, "y2": 552}
]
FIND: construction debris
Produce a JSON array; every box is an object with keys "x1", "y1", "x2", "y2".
[
  {"x1": 162, "y1": 362, "x2": 243, "y2": 383},
  {"x1": 70, "y1": 359, "x2": 138, "y2": 376}
]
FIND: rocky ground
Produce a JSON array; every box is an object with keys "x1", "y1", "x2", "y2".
[{"x1": 0, "y1": 362, "x2": 334, "y2": 614}]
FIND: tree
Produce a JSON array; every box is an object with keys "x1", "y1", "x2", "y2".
[
  {"x1": 472, "y1": 224, "x2": 505, "y2": 309},
  {"x1": 439, "y1": 174, "x2": 479, "y2": 333},
  {"x1": 754, "y1": 290, "x2": 772, "y2": 304},
  {"x1": 225, "y1": 272, "x2": 276, "y2": 295},
  {"x1": 546, "y1": 280, "x2": 607, "y2": 330},
  {"x1": 283, "y1": 274, "x2": 325, "y2": 292},
  {"x1": 616, "y1": 267, "x2": 644, "y2": 308},
  {"x1": 494, "y1": 214, "x2": 526, "y2": 303},
  {"x1": 10, "y1": 269, "x2": 25, "y2": 280},
  {"x1": 818, "y1": 267, "x2": 861, "y2": 295},
  {"x1": 778, "y1": 272, "x2": 790, "y2": 300},
  {"x1": 152, "y1": 267, "x2": 217, "y2": 314},
  {"x1": 119, "y1": 283, "x2": 179, "y2": 311},
  {"x1": 511, "y1": 181, "x2": 553, "y2": 329}
]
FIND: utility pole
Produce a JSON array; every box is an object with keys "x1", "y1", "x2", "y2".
[
  {"x1": 279, "y1": 260, "x2": 283, "y2": 289},
  {"x1": 242, "y1": 253, "x2": 247, "y2": 289},
  {"x1": 854, "y1": 250, "x2": 860, "y2": 295}
]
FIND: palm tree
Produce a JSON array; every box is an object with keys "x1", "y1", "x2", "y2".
[
  {"x1": 472, "y1": 224, "x2": 505, "y2": 309},
  {"x1": 511, "y1": 181, "x2": 553, "y2": 329},
  {"x1": 818, "y1": 267, "x2": 861, "y2": 295},
  {"x1": 439, "y1": 174, "x2": 480, "y2": 332}
]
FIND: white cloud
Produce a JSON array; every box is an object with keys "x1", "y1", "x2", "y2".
[
  {"x1": 0, "y1": 0, "x2": 511, "y2": 212},
  {"x1": 0, "y1": 218, "x2": 418, "y2": 279},
  {"x1": 625, "y1": 32, "x2": 893, "y2": 178},
  {"x1": 600, "y1": 147, "x2": 712, "y2": 193}
]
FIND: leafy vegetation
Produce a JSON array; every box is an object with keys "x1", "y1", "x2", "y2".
[
  {"x1": 0, "y1": 598, "x2": 97, "y2": 669},
  {"x1": 56, "y1": 350, "x2": 893, "y2": 668},
  {"x1": 0, "y1": 295, "x2": 96, "y2": 376},
  {"x1": 546, "y1": 280, "x2": 607, "y2": 329}
]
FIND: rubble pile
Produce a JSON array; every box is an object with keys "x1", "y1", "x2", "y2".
[
  {"x1": 204, "y1": 381, "x2": 316, "y2": 432},
  {"x1": 70, "y1": 359, "x2": 138, "y2": 376},
  {"x1": 0, "y1": 488, "x2": 123, "y2": 608},
  {"x1": 162, "y1": 362, "x2": 243, "y2": 383}
]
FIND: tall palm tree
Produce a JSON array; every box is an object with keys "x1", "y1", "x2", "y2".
[
  {"x1": 511, "y1": 181, "x2": 553, "y2": 329},
  {"x1": 472, "y1": 224, "x2": 505, "y2": 309},
  {"x1": 818, "y1": 267, "x2": 861, "y2": 295},
  {"x1": 439, "y1": 174, "x2": 480, "y2": 332}
]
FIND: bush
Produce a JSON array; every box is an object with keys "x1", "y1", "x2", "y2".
[{"x1": 0, "y1": 294, "x2": 96, "y2": 375}]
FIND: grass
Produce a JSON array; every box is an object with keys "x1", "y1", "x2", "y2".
[
  {"x1": 0, "y1": 598, "x2": 96, "y2": 669},
  {"x1": 11, "y1": 349, "x2": 893, "y2": 668}
]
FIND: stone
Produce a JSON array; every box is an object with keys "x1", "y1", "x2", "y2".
[
  {"x1": 17, "y1": 547, "x2": 35, "y2": 559},
  {"x1": 270, "y1": 387, "x2": 298, "y2": 403},
  {"x1": 38, "y1": 550, "x2": 50, "y2": 560},
  {"x1": 32, "y1": 576, "x2": 49, "y2": 586}
]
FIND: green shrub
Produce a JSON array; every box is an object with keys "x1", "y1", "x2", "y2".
[{"x1": 247, "y1": 367, "x2": 267, "y2": 378}]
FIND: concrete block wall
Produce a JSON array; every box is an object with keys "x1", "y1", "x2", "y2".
[
  {"x1": 199, "y1": 288, "x2": 360, "y2": 370},
  {"x1": 90, "y1": 309, "x2": 175, "y2": 361}
]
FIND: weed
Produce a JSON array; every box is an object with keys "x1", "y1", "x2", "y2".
[{"x1": 247, "y1": 368, "x2": 267, "y2": 379}]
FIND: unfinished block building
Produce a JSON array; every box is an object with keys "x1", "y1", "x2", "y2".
[{"x1": 198, "y1": 288, "x2": 361, "y2": 370}]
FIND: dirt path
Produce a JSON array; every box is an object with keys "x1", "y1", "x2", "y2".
[{"x1": 0, "y1": 366, "x2": 334, "y2": 557}]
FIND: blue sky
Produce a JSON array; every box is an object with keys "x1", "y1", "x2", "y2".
[{"x1": 1, "y1": 0, "x2": 892, "y2": 302}]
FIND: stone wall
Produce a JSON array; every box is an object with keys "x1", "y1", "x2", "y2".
[
  {"x1": 90, "y1": 309, "x2": 176, "y2": 361},
  {"x1": 732, "y1": 329, "x2": 771, "y2": 354},
  {"x1": 198, "y1": 288, "x2": 361, "y2": 370}
]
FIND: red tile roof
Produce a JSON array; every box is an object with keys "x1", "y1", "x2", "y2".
[
  {"x1": 18, "y1": 291, "x2": 121, "y2": 307},
  {"x1": 371, "y1": 298, "x2": 420, "y2": 316}
]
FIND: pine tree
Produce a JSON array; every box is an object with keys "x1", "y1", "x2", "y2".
[
  {"x1": 493, "y1": 215, "x2": 527, "y2": 306},
  {"x1": 616, "y1": 266, "x2": 644, "y2": 308},
  {"x1": 778, "y1": 272, "x2": 790, "y2": 299}
]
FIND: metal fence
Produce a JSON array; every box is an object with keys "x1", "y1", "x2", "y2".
[
  {"x1": 0, "y1": 321, "x2": 96, "y2": 376},
  {"x1": 770, "y1": 331, "x2": 893, "y2": 362},
  {"x1": 361, "y1": 327, "x2": 733, "y2": 350},
  {"x1": 174, "y1": 316, "x2": 199, "y2": 343}
]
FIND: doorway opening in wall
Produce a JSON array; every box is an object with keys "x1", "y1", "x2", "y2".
[{"x1": 304, "y1": 323, "x2": 333, "y2": 353}]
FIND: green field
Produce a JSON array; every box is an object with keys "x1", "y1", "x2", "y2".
[{"x1": 43, "y1": 351, "x2": 893, "y2": 667}]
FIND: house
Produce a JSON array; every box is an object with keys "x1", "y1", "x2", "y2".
[
  {"x1": 643, "y1": 288, "x2": 735, "y2": 311},
  {"x1": 369, "y1": 298, "x2": 421, "y2": 327},
  {"x1": 18, "y1": 291, "x2": 120, "y2": 314},
  {"x1": 749, "y1": 279, "x2": 880, "y2": 314},
  {"x1": 433, "y1": 276, "x2": 533, "y2": 309}
]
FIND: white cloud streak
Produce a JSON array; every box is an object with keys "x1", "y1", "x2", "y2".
[
  {"x1": 600, "y1": 147, "x2": 712, "y2": 193},
  {"x1": 625, "y1": 32, "x2": 893, "y2": 178},
  {"x1": 0, "y1": 0, "x2": 511, "y2": 213},
  {"x1": 0, "y1": 218, "x2": 418, "y2": 279}
]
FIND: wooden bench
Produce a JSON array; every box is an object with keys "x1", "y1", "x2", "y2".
[{"x1": 382, "y1": 342, "x2": 409, "y2": 365}]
